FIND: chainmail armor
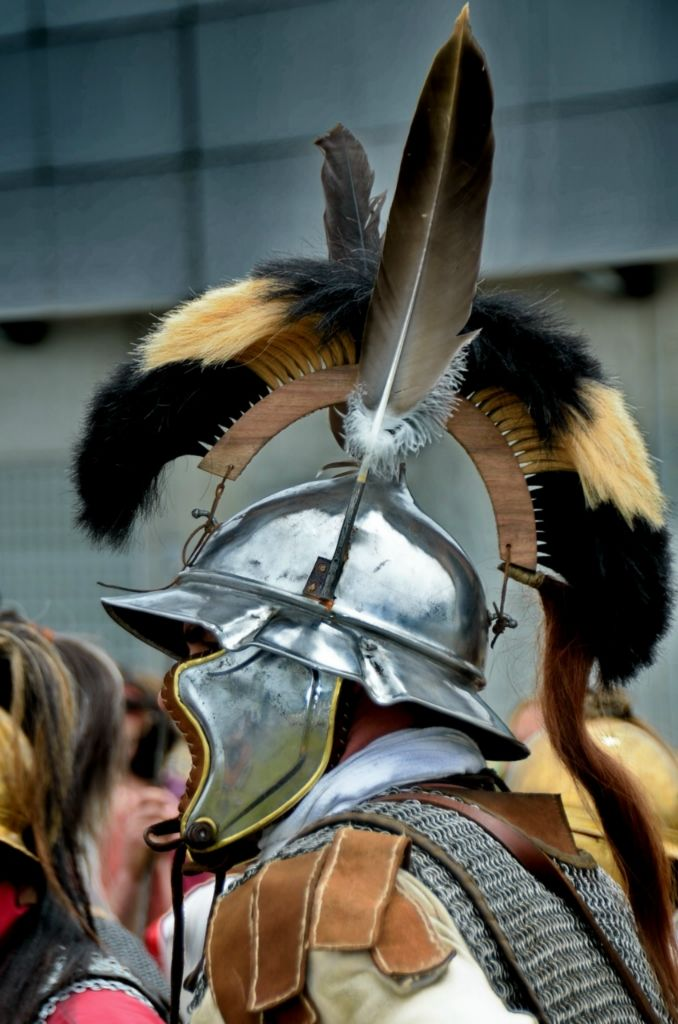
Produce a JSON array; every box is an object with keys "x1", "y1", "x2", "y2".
[
  {"x1": 33, "y1": 952, "x2": 166, "y2": 1023},
  {"x1": 96, "y1": 915, "x2": 170, "y2": 1010},
  {"x1": 265, "y1": 795, "x2": 670, "y2": 1024}
]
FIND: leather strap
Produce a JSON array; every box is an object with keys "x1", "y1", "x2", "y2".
[
  {"x1": 386, "y1": 791, "x2": 664, "y2": 1024},
  {"x1": 415, "y1": 783, "x2": 582, "y2": 858}
]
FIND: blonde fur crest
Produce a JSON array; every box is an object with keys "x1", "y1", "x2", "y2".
[
  {"x1": 141, "y1": 278, "x2": 293, "y2": 370},
  {"x1": 473, "y1": 383, "x2": 665, "y2": 528},
  {"x1": 561, "y1": 382, "x2": 665, "y2": 528}
]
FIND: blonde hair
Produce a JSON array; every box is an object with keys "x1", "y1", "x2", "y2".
[{"x1": 0, "y1": 616, "x2": 87, "y2": 926}]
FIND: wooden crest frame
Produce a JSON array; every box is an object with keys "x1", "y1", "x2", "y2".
[{"x1": 200, "y1": 365, "x2": 537, "y2": 570}]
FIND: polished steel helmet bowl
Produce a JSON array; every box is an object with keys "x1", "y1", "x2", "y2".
[{"x1": 103, "y1": 474, "x2": 526, "y2": 760}]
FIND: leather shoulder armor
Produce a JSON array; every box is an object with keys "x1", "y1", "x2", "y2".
[{"x1": 205, "y1": 827, "x2": 455, "y2": 1024}]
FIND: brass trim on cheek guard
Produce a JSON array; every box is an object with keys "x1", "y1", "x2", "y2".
[
  {"x1": 168, "y1": 649, "x2": 342, "y2": 857},
  {"x1": 161, "y1": 657, "x2": 213, "y2": 820}
]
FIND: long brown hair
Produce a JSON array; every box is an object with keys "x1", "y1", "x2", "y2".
[
  {"x1": 53, "y1": 634, "x2": 125, "y2": 838},
  {"x1": 539, "y1": 583, "x2": 678, "y2": 1013}
]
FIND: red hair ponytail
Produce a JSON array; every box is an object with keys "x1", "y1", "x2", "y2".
[{"x1": 539, "y1": 582, "x2": 678, "y2": 1014}]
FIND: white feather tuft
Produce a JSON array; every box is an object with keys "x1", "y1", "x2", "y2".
[{"x1": 344, "y1": 348, "x2": 468, "y2": 478}]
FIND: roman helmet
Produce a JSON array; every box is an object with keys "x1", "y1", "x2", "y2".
[
  {"x1": 507, "y1": 711, "x2": 678, "y2": 886},
  {"x1": 101, "y1": 471, "x2": 517, "y2": 853},
  {"x1": 73, "y1": 8, "x2": 671, "y2": 864}
]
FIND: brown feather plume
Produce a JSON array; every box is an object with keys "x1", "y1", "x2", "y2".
[
  {"x1": 307, "y1": 7, "x2": 496, "y2": 599},
  {"x1": 357, "y1": 4, "x2": 493, "y2": 419},
  {"x1": 315, "y1": 124, "x2": 385, "y2": 269}
]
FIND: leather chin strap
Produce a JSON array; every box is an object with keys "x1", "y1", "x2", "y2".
[
  {"x1": 143, "y1": 817, "x2": 187, "y2": 1024},
  {"x1": 144, "y1": 817, "x2": 183, "y2": 853},
  {"x1": 326, "y1": 681, "x2": 360, "y2": 771}
]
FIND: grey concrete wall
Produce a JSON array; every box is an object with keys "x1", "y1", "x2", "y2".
[
  {"x1": 1, "y1": 0, "x2": 677, "y2": 317},
  {"x1": 0, "y1": 315, "x2": 181, "y2": 668}
]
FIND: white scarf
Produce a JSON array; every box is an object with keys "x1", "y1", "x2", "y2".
[{"x1": 259, "y1": 726, "x2": 484, "y2": 860}]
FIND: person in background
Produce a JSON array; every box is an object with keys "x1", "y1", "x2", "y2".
[
  {"x1": 123, "y1": 672, "x2": 175, "y2": 784},
  {"x1": 506, "y1": 696, "x2": 544, "y2": 747},
  {"x1": 506, "y1": 689, "x2": 678, "y2": 889},
  {"x1": 100, "y1": 669, "x2": 177, "y2": 932},
  {"x1": 53, "y1": 632, "x2": 171, "y2": 1013},
  {"x1": 0, "y1": 613, "x2": 168, "y2": 1022}
]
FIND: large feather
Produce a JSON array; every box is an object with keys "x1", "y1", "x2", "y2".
[
  {"x1": 315, "y1": 124, "x2": 385, "y2": 269},
  {"x1": 356, "y1": 5, "x2": 493, "y2": 445},
  {"x1": 310, "y1": 11, "x2": 494, "y2": 597}
]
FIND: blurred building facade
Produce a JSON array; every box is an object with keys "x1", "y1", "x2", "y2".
[{"x1": 1, "y1": 0, "x2": 677, "y2": 736}]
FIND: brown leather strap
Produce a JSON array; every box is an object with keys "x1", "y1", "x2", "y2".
[
  {"x1": 415, "y1": 784, "x2": 582, "y2": 858},
  {"x1": 386, "y1": 791, "x2": 665, "y2": 1024}
]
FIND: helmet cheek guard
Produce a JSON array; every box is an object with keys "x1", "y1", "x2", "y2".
[{"x1": 161, "y1": 647, "x2": 341, "y2": 856}]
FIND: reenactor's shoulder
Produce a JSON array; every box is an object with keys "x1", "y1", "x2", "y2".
[{"x1": 201, "y1": 827, "x2": 456, "y2": 1023}]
